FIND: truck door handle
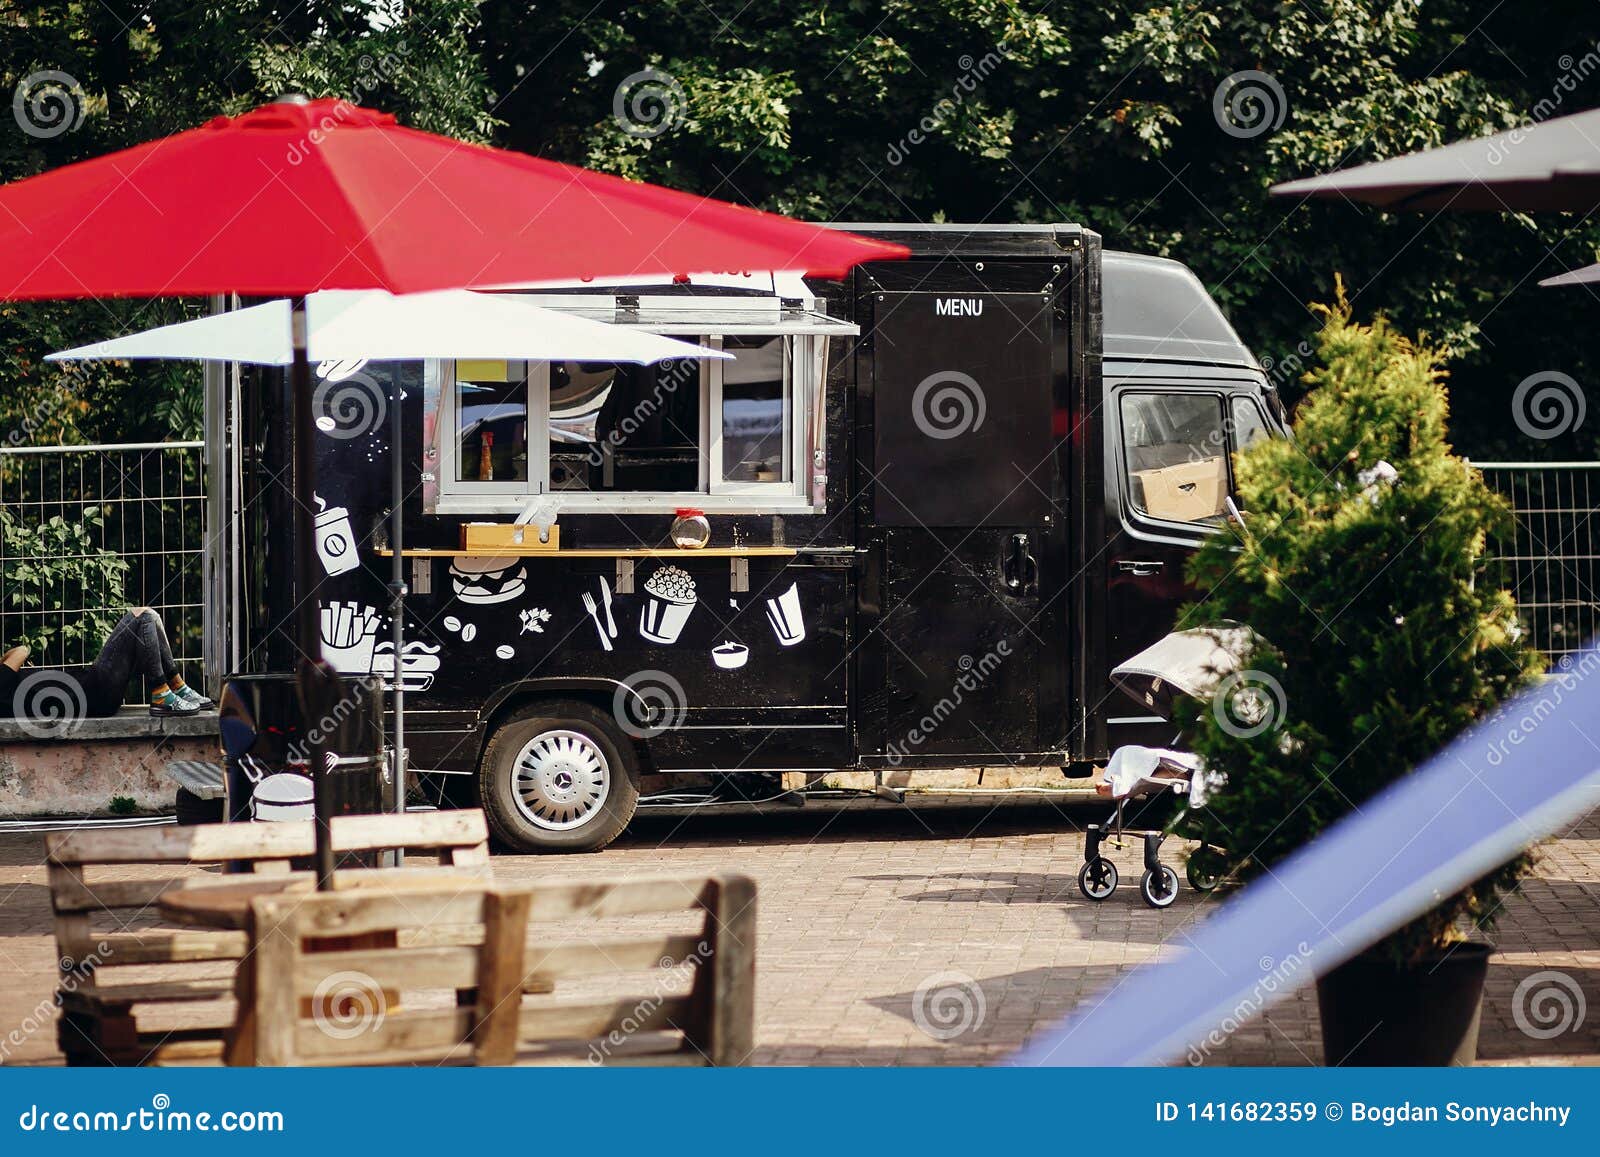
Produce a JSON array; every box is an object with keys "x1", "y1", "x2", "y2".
[
  {"x1": 1004, "y1": 533, "x2": 1038, "y2": 594},
  {"x1": 1117, "y1": 560, "x2": 1164, "y2": 576}
]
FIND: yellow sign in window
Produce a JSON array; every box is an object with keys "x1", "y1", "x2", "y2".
[{"x1": 456, "y1": 358, "x2": 510, "y2": 382}]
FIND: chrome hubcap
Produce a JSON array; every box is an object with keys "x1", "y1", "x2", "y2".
[{"x1": 511, "y1": 729, "x2": 610, "y2": 831}]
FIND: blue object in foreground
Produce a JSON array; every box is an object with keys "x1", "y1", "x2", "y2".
[{"x1": 1013, "y1": 646, "x2": 1600, "y2": 1066}]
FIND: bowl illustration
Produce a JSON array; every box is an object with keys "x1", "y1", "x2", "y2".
[
  {"x1": 712, "y1": 642, "x2": 749, "y2": 670},
  {"x1": 250, "y1": 771, "x2": 315, "y2": 822}
]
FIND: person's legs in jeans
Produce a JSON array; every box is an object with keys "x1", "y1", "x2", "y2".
[{"x1": 89, "y1": 609, "x2": 191, "y2": 713}]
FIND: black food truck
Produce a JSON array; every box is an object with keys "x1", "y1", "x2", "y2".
[{"x1": 220, "y1": 224, "x2": 1287, "y2": 851}]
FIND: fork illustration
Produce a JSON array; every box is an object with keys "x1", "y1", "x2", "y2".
[{"x1": 581, "y1": 591, "x2": 614, "y2": 651}]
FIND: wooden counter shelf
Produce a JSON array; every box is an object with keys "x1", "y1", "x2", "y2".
[{"x1": 375, "y1": 546, "x2": 799, "y2": 558}]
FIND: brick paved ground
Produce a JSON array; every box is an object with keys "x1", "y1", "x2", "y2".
[{"x1": 1, "y1": 797, "x2": 1595, "y2": 1066}]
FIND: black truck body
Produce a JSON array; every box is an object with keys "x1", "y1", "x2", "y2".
[{"x1": 226, "y1": 223, "x2": 1284, "y2": 851}]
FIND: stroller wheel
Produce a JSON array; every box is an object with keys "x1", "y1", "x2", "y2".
[
  {"x1": 1140, "y1": 866, "x2": 1180, "y2": 909},
  {"x1": 1078, "y1": 857, "x2": 1118, "y2": 901},
  {"x1": 1190, "y1": 851, "x2": 1222, "y2": 896}
]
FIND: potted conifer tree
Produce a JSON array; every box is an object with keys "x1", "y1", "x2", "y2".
[{"x1": 1175, "y1": 286, "x2": 1544, "y2": 1065}]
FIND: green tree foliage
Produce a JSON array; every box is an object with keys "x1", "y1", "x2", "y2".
[
  {"x1": 3, "y1": 2, "x2": 1598, "y2": 454},
  {"x1": 0, "y1": 0, "x2": 493, "y2": 447},
  {"x1": 472, "y1": 0, "x2": 1600, "y2": 458},
  {"x1": 1174, "y1": 287, "x2": 1547, "y2": 965}
]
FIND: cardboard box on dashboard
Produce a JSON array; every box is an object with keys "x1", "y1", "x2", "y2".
[{"x1": 1132, "y1": 456, "x2": 1226, "y2": 521}]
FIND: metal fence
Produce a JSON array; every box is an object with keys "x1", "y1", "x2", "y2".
[
  {"x1": 0, "y1": 442, "x2": 206, "y2": 700},
  {"x1": 0, "y1": 445, "x2": 1592, "y2": 694},
  {"x1": 1476, "y1": 461, "x2": 1600, "y2": 663}
]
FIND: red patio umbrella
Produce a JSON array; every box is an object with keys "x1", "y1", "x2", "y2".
[
  {"x1": 0, "y1": 98, "x2": 905, "y2": 297},
  {"x1": 0, "y1": 96, "x2": 906, "y2": 885}
]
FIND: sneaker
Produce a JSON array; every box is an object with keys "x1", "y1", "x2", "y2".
[
  {"x1": 151, "y1": 688, "x2": 199, "y2": 716},
  {"x1": 176, "y1": 684, "x2": 214, "y2": 710}
]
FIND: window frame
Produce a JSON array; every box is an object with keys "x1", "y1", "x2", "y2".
[
  {"x1": 1115, "y1": 387, "x2": 1231, "y2": 532},
  {"x1": 428, "y1": 333, "x2": 818, "y2": 517},
  {"x1": 708, "y1": 334, "x2": 803, "y2": 498},
  {"x1": 1228, "y1": 394, "x2": 1272, "y2": 457}
]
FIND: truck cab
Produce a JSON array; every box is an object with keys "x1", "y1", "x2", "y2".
[{"x1": 1098, "y1": 250, "x2": 1287, "y2": 751}]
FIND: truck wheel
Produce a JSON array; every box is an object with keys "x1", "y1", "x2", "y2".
[{"x1": 478, "y1": 701, "x2": 640, "y2": 853}]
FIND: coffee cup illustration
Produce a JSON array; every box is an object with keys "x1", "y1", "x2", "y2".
[
  {"x1": 639, "y1": 565, "x2": 697, "y2": 644},
  {"x1": 314, "y1": 496, "x2": 359, "y2": 577}
]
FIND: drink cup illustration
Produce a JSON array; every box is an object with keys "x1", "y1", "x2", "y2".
[
  {"x1": 639, "y1": 565, "x2": 697, "y2": 644},
  {"x1": 314, "y1": 497, "x2": 360, "y2": 576},
  {"x1": 320, "y1": 601, "x2": 380, "y2": 673},
  {"x1": 766, "y1": 582, "x2": 806, "y2": 646}
]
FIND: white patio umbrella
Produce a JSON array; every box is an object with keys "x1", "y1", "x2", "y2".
[
  {"x1": 50, "y1": 288, "x2": 727, "y2": 849},
  {"x1": 48, "y1": 287, "x2": 729, "y2": 364}
]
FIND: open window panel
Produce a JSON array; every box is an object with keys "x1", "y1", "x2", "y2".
[{"x1": 426, "y1": 294, "x2": 853, "y2": 517}]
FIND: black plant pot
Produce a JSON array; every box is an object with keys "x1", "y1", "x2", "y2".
[{"x1": 1316, "y1": 941, "x2": 1492, "y2": 1066}]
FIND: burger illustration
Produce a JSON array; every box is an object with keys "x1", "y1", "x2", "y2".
[
  {"x1": 372, "y1": 640, "x2": 442, "y2": 692},
  {"x1": 450, "y1": 555, "x2": 528, "y2": 605}
]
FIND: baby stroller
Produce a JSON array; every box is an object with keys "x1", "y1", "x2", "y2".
[{"x1": 1078, "y1": 626, "x2": 1252, "y2": 908}]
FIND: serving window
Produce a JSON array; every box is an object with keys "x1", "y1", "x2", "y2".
[{"x1": 430, "y1": 332, "x2": 826, "y2": 516}]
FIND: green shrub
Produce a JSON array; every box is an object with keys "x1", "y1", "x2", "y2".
[{"x1": 1176, "y1": 283, "x2": 1545, "y2": 966}]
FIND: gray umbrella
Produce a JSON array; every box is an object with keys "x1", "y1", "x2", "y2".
[
  {"x1": 1540, "y1": 261, "x2": 1600, "y2": 288},
  {"x1": 1271, "y1": 107, "x2": 1600, "y2": 211}
]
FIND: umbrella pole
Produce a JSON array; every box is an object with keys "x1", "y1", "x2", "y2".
[
  {"x1": 290, "y1": 295, "x2": 337, "y2": 890},
  {"x1": 389, "y1": 367, "x2": 407, "y2": 866}
]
